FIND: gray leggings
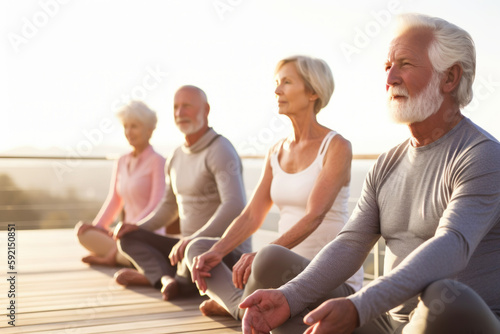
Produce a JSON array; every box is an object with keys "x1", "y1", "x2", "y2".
[
  {"x1": 118, "y1": 229, "x2": 239, "y2": 292},
  {"x1": 252, "y1": 252, "x2": 500, "y2": 334},
  {"x1": 352, "y1": 278, "x2": 500, "y2": 334},
  {"x1": 185, "y1": 240, "x2": 354, "y2": 321},
  {"x1": 187, "y1": 241, "x2": 500, "y2": 333}
]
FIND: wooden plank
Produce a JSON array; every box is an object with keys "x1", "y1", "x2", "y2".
[
  {"x1": 12, "y1": 297, "x2": 205, "y2": 325},
  {"x1": 0, "y1": 229, "x2": 241, "y2": 333},
  {"x1": 31, "y1": 318, "x2": 240, "y2": 334},
  {"x1": 2, "y1": 310, "x2": 233, "y2": 333}
]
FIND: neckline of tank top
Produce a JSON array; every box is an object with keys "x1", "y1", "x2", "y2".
[{"x1": 274, "y1": 131, "x2": 336, "y2": 176}]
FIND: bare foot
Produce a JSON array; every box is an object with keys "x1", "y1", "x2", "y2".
[
  {"x1": 160, "y1": 276, "x2": 180, "y2": 301},
  {"x1": 82, "y1": 254, "x2": 116, "y2": 267},
  {"x1": 199, "y1": 299, "x2": 231, "y2": 317},
  {"x1": 114, "y1": 268, "x2": 150, "y2": 286}
]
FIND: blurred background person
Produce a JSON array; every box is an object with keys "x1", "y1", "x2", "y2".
[
  {"x1": 113, "y1": 85, "x2": 248, "y2": 301},
  {"x1": 75, "y1": 100, "x2": 166, "y2": 267}
]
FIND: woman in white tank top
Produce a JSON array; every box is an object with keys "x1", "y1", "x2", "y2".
[
  {"x1": 270, "y1": 131, "x2": 349, "y2": 260},
  {"x1": 187, "y1": 55, "x2": 363, "y2": 319}
]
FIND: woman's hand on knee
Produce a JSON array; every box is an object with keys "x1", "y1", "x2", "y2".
[
  {"x1": 191, "y1": 250, "x2": 224, "y2": 293},
  {"x1": 113, "y1": 222, "x2": 138, "y2": 240},
  {"x1": 232, "y1": 252, "x2": 256, "y2": 289}
]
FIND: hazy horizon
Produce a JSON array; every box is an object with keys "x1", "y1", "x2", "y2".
[{"x1": 3, "y1": 0, "x2": 500, "y2": 158}]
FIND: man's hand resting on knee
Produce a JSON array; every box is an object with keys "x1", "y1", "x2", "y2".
[
  {"x1": 239, "y1": 289, "x2": 291, "y2": 333},
  {"x1": 303, "y1": 298, "x2": 359, "y2": 334}
]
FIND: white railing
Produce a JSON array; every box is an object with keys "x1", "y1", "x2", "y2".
[{"x1": 0, "y1": 154, "x2": 382, "y2": 279}]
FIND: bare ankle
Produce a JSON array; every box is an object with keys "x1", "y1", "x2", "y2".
[{"x1": 160, "y1": 276, "x2": 179, "y2": 301}]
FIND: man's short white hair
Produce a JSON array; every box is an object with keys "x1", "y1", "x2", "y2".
[{"x1": 396, "y1": 13, "x2": 476, "y2": 108}]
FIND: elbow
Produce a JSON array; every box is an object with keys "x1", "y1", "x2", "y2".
[
  {"x1": 225, "y1": 194, "x2": 247, "y2": 213},
  {"x1": 435, "y1": 228, "x2": 473, "y2": 273},
  {"x1": 233, "y1": 193, "x2": 246, "y2": 210},
  {"x1": 217, "y1": 201, "x2": 246, "y2": 227}
]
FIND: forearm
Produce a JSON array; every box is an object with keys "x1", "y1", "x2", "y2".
[
  {"x1": 139, "y1": 199, "x2": 178, "y2": 232},
  {"x1": 135, "y1": 199, "x2": 162, "y2": 223},
  {"x1": 348, "y1": 230, "x2": 469, "y2": 325},
  {"x1": 279, "y1": 231, "x2": 376, "y2": 317},
  {"x1": 93, "y1": 195, "x2": 122, "y2": 230},
  {"x1": 270, "y1": 213, "x2": 323, "y2": 249},
  {"x1": 189, "y1": 197, "x2": 245, "y2": 239},
  {"x1": 210, "y1": 211, "x2": 263, "y2": 257},
  {"x1": 94, "y1": 159, "x2": 122, "y2": 229}
]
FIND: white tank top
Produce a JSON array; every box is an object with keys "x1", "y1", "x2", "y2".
[{"x1": 270, "y1": 131, "x2": 363, "y2": 291}]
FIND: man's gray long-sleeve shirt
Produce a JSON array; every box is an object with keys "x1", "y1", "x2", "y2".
[
  {"x1": 280, "y1": 117, "x2": 500, "y2": 325},
  {"x1": 140, "y1": 128, "x2": 251, "y2": 254}
]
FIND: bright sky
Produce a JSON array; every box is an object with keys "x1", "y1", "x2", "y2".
[{"x1": 2, "y1": 0, "x2": 500, "y2": 156}]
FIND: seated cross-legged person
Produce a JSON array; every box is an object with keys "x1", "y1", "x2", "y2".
[
  {"x1": 186, "y1": 55, "x2": 363, "y2": 319},
  {"x1": 75, "y1": 101, "x2": 166, "y2": 268},
  {"x1": 114, "y1": 85, "x2": 250, "y2": 301}
]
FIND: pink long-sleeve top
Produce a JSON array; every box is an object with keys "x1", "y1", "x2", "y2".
[{"x1": 93, "y1": 145, "x2": 166, "y2": 235}]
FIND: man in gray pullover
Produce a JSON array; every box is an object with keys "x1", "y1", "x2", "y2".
[
  {"x1": 114, "y1": 85, "x2": 250, "y2": 300},
  {"x1": 239, "y1": 14, "x2": 500, "y2": 334}
]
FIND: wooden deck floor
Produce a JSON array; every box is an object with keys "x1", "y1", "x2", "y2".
[{"x1": 0, "y1": 228, "x2": 252, "y2": 333}]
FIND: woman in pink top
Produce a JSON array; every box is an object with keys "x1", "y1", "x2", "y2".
[{"x1": 75, "y1": 101, "x2": 166, "y2": 267}]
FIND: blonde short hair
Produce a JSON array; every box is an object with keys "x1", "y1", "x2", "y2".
[
  {"x1": 116, "y1": 100, "x2": 158, "y2": 130},
  {"x1": 275, "y1": 56, "x2": 334, "y2": 114}
]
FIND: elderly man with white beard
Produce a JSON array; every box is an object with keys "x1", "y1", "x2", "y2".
[
  {"x1": 238, "y1": 13, "x2": 500, "y2": 334},
  {"x1": 112, "y1": 85, "x2": 250, "y2": 301}
]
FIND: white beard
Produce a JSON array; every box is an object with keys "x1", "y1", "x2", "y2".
[
  {"x1": 387, "y1": 72, "x2": 444, "y2": 124},
  {"x1": 176, "y1": 112, "x2": 205, "y2": 135}
]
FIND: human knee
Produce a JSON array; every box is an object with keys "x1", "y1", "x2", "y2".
[
  {"x1": 74, "y1": 221, "x2": 88, "y2": 240},
  {"x1": 74, "y1": 221, "x2": 82, "y2": 236},
  {"x1": 419, "y1": 279, "x2": 467, "y2": 322},
  {"x1": 75, "y1": 222, "x2": 103, "y2": 248},
  {"x1": 409, "y1": 279, "x2": 488, "y2": 332},
  {"x1": 252, "y1": 245, "x2": 303, "y2": 284},
  {"x1": 185, "y1": 237, "x2": 218, "y2": 264},
  {"x1": 421, "y1": 279, "x2": 468, "y2": 309},
  {"x1": 116, "y1": 233, "x2": 136, "y2": 255},
  {"x1": 253, "y1": 244, "x2": 288, "y2": 268}
]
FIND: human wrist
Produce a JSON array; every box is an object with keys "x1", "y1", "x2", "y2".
[
  {"x1": 345, "y1": 295, "x2": 364, "y2": 327},
  {"x1": 210, "y1": 239, "x2": 233, "y2": 257},
  {"x1": 277, "y1": 286, "x2": 298, "y2": 318}
]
